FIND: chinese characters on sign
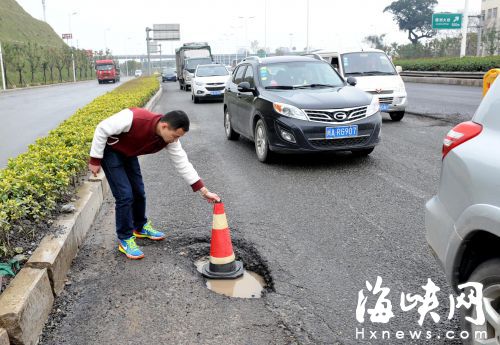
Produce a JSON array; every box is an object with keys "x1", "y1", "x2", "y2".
[{"x1": 356, "y1": 276, "x2": 484, "y2": 326}]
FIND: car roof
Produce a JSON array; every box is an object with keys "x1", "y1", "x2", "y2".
[
  {"x1": 242, "y1": 55, "x2": 318, "y2": 65},
  {"x1": 312, "y1": 48, "x2": 385, "y2": 55},
  {"x1": 197, "y1": 64, "x2": 224, "y2": 68}
]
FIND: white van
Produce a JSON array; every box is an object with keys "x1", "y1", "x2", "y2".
[{"x1": 306, "y1": 49, "x2": 407, "y2": 121}]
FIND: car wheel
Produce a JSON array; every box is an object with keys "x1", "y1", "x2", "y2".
[
  {"x1": 194, "y1": 96, "x2": 199, "y2": 104},
  {"x1": 224, "y1": 109, "x2": 239, "y2": 141},
  {"x1": 180, "y1": 83, "x2": 184, "y2": 90},
  {"x1": 461, "y1": 258, "x2": 500, "y2": 345},
  {"x1": 185, "y1": 86, "x2": 190, "y2": 92},
  {"x1": 98, "y1": 80, "x2": 102, "y2": 84},
  {"x1": 254, "y1": 119, "x2": 273, "y2": 163},
  {"x1": 390, "y1": 111, "x2": 405, "y2": 121},
  {"x1": 351, "y1": 148, "x2": 374, "y2": 157}
]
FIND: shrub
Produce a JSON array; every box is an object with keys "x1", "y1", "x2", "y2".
[
  {"x1": 395, "y1": 56, "x2": 500, "y2": 72},
  {"x1": 0, "y1": 77, "x2": 159, "y2": 258}
]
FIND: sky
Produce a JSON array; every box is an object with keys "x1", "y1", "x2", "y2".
[{"x1": 16, "y1": 0, "x2": 481, "y2": 56}]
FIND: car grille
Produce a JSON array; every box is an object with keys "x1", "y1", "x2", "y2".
[
  {"x1": 368, "y1": 90, "x2": 393, "y2": 95},
  {"x1": 304, "y1": 106, "x2": 368, "y2": 123},
  {"x1": 206, "y1": 86, "x2": 225, "y2": 91},
  {"x1": 309, "y1": 136, "x2": 370, "y2": 148},
  {"x1": 378, "y1": 97, "x2": 394, "y2": 104}
]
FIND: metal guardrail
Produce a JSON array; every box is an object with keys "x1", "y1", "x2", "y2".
[{"x1": 401, "y1": 71, "x2": 484, "y2": 79}]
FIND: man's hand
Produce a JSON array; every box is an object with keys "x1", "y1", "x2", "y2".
[
  {"x1": 88, "y1": 163, "x2": 101, "y2": 177},
  {"x1": 199, "y1": 187, "x2": 221, "y2": 204}
]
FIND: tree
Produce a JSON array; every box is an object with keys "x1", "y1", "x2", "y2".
[
  {"x1": 54, "y1": 49, "x2": 65, "y2": 82},
  {"x1": 364, "y1": 34, "x2": 387, "y2": 50},
  {"x1": 63, "y1": 46, "x2": 73, "y2": 81},
  {"x1": 40, "y1": 48, "x2": 49, "y2": 84},
  {"x1": 250, "y1": 40, "x2": 259, "y2": 54},
  {"x1": 47, "y1": 47, "x2": 57, "y2": 83},
  {"x1": 384, "y1": 0, "x2": 437, "y2": 45},
  {"x1": 25, "y1": 42, "x2": 41, "y2": 84},
  {"x1": 9, "y1": 44, "x2": 27, "y2": 86},
  {"x1": 483, "y1": 28, "x2": 499, "y2": 56}
]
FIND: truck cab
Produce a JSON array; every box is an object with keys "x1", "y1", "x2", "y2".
[
  {"x1": 305, "y1": 49, "x2": 407, "y2": 121},
  {"x1": 95, "y1": 59, "x2": 120, "y2": 84},
  {"x1": 175, "y1": 43, "x2": 213, "y2": 91}
]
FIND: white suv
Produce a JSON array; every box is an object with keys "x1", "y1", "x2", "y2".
[
  {"x1": 191, "y1": 64, "x2": 230, "y2": 103},
  {"x1": 426, "y1": 77, "x2": 500, "y2": 343},
  {"x1": 306, "y1": 49, "x2": 407, "y2": 121}
]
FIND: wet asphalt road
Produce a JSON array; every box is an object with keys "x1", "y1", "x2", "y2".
[
  {"x1": 40, "y1": 82, "x2": 467, "y2": 345},
  {"x1": 405, "y1": 82, "x2": 482, "y2": 123},
  {"x1": 0, "y1": 78, "x2": 130, "y2": 167}
]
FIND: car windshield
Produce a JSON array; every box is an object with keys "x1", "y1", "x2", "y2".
[
  {"x1": 96, "y1": 64, "x2": 114, "y2": 71},
  {"x1": 259, "y1": 61, "x2": 344, "y2": 89},
  {"x1": 342, "y1": 52, "x2": 396, "y2": 76},
  {"x1": 186, "y1": 58, "x2": 212, "y2": 72},
  {"x1": 196, "y1": 65, "x2": 228, "y2": 77},
  {"x1": 163, "y1": 69, "x2": 175, "y2": 75}
]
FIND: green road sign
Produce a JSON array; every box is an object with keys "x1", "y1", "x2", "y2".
[{"x1": 432, "y1": 13, "x2": 462, "y2": 29}]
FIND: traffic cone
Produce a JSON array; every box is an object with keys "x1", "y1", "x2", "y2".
[{"x1": 202, "y1": 202, "x2": 244, "y2": 279}]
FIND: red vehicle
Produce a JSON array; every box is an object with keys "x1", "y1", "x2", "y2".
[{"x1": 95, "y1": 59, "x2": 120, "y2": 84}]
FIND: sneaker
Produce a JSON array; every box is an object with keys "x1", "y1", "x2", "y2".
[
  {"x1": 118, "y1": 236, "x2": 144, "y2": 260},
  {"x1": 133, "y1": 221, "x2": 166, "y2": 241}
]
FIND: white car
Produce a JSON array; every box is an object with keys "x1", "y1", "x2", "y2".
[
  {"x1": 191, "y1": 64, "x2": 230, "y2": 103},
  {"x1": 426, "y1": 77, "x2": 500, "y2": 343},
  {"x1": 134, "y1": 70, "x2": 142, "y2": 77},
  {"x1": 305, "y1": 49, "x2": 407, "y2": 121}
]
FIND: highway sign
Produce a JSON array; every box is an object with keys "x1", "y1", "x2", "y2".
[
  {"x1": 62, "y1": 33, "x2": 72, "y2": 39},
  {"x1": 432, "y1": 13, "x2": 462, "y2": 29},
  {"x1": 153, "y1": 24, "x2": 180, "y2": 41}
]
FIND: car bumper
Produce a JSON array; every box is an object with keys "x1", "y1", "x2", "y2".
[
  {"x1": 194, "y1": 87, "x2": 225, "y2": 98},
  {"x1": 163, "y1": 77, "x2": 177, "y2": 81},
  {"x1": 425, "y1": 195, "x2": 462, "y2": 287},
  {"x1": 378, "y1": 94, "x2": 407, "y2": 113},
  {"x1": 264, "y1": 112, "x2": 382, "y2": 153}
]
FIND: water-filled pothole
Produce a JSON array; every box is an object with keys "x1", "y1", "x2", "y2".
[{"x1": 194, "y1": 257, "x2": 266, "y2": 298}]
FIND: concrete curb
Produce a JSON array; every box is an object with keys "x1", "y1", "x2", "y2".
[
  {"x1": 402, "y1": 75, "x2": 482, "y2": 87},
  {"x1": 0, "y1": 84, "x2": 162, "y2": 345}
]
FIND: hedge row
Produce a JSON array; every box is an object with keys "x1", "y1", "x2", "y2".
[
  {"x1": 395, "y1": 56, "x2": 500, "y2": 72},
  {"x1": 0, "y1": 77, "x2": 159, "y2": 258}
]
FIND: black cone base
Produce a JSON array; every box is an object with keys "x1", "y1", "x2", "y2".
[{"x1": 201, "y1": 260, "x2": 244, "y2": 279}]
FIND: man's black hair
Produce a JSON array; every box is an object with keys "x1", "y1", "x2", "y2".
[{"x1": 160, "y1": 110, "x2": 190, "y2": 132}]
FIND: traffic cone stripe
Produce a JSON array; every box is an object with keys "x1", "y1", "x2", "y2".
[
  {"x1": 212, "y1": 214, "x2": 229, "y2": 230},
  {"x1": 210, "y1": 228, "x2": 234, "y2": 258},
  {"x1": 209, "y1": 253, "x2": 236, "y2": 265}
]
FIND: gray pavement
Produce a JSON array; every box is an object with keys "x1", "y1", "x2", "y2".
[
  {"x1": 405, "y1": 82, "x2": 482, "y2": 123},
  {"x1": 0, "y1": 78, "x2": 131, "y2": 167},
  {"x1": 40, "y1": 83, "x2": 464, "y2": 345}
]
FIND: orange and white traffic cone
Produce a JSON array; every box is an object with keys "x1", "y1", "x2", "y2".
[{"x1": 202, "y1": 201, "x2": 244, "y2": 279}]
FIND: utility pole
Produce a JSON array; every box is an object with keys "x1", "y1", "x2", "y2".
[
  {"x1": 159, "y1": 44, "x2": 162, "y2": 71},
  {"x1": 42, "y1": 0, "x2": 46, "y2": 22},
  {"x1": 146, "y1": 27, "x2": 152, "y2": 76},
  {"x1": 460, "y1": 0, "x2": 469, "y2": 57},
  {"x1": 0, "y1": 42, "x2": 6, "y2": 90}
]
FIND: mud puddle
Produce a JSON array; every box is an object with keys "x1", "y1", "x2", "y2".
[{"x1": 194, "y1": 258, "x2": 265, "y2": 298}]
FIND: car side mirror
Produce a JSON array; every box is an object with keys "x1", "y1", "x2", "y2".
[
  {"x1": 395, "y1": 65, "x2": 403, "y2": 73},
  {"x1": 238, "y1": 81, "x2": 254, "y2": 93},
  {"x1": 346, "y1": 77, "x2": 357, "y2": 86}
]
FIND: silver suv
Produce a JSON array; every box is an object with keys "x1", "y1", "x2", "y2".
[{"x1": 426, "y1": 78, "x2": 500, "y2": 343}]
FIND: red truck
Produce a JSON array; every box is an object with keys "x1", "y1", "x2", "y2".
[{"x1": 95, "y1": 59, "x2": 120, "y2": 84}]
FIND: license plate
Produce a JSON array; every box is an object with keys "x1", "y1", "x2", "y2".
[
  {"x1": 380, "y1": 103, "x2": 390, "y2": 111},
  {"x1": 326, "y1": 125, "x2": 358, "y2": 139},
  {"x1": 211, "y1": 91, "x2": 222, "y2": 96}
]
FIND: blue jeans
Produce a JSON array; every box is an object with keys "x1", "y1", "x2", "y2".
[{"x1": 101, "y1": 146, "x2": 147, "y2": 240}]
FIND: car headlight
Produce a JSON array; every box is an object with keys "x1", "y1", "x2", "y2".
[
  {"x1": 195, "y1": 81, "x2": 204, "y2": 86},
  {"x1": 273, "y1": 102, "x2": 308, "y2": 121},
  {"x1": 395, "y1": 82, "x2": 406, "y2": 94},
  {"x1": 366, "y1": 96, "x2": 380, "y2": 116}
]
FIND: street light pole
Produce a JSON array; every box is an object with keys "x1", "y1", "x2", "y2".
[
  {"x1": 146, "y1": 27, "x2": 152, "y2": 76},
  {"x1": 238, "y1": 16, "x2": 255, "y2": 57},
  {"x1": 460, "y1": 0, "x2": 469, "y2": 57},
  {"x1": 68, "y1": 12, "x2": 77, "y2": 47},
  {"x1": 0, "y1": 42, "x2": 6, "y2": 90},
  {"x1": 41, "y1": 0, "x2": 47, "y2": 22},
  {"x1": 306, "y1": 0, "x2": 310, "y2": 53},
  {"x1": 264, "y1": 0, "x2": 268, "y2": 56}
]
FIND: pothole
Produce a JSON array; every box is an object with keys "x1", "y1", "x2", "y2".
[
  {"x1": 194, "y1": 257, "x2": 265, "y2": 298},
  {"x1": 168, "y1": 235, "x2": 274, "y2": 297}
]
